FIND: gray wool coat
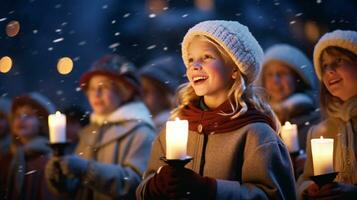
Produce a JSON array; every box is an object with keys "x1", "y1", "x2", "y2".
[
  {"x1": 136, "y1": 122, "x2": 297, "y2": 200},
  {"x1": 50, "y1": 101, "x2": 156, "y2": 200}
]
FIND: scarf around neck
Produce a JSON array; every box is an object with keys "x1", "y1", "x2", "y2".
[{"x1": 179, "y1": 99, "x2": 276, "y2": 134}]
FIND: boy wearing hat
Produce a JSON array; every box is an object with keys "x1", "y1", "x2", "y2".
[{"x1": 46, "y1": 54, "x2": 156, "y2": 199}]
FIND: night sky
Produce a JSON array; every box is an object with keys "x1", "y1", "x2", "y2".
[{"x1": 0, "y1": 0, "x2": 356, "y2": 112}]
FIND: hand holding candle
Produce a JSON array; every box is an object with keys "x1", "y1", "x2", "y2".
[
  {"x1": 166, "y1": 118, "x2": 188, "y2": 160},
  {"x1": 281, "y1": 121, "x2": 299, "y2": 153},
  {"x1": 311, "y1": 136, "x2": 334, "y2": 175},
  {"x1": 48, "y1": 111, "x2": 66, "y2": 144}
]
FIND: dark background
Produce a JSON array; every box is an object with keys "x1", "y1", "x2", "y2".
[{"x1": 0, "y1": 0, "x2": 356, "y2": 112}]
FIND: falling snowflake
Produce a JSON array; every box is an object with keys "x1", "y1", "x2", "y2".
[
  {"x1": 111, "y1": 20, "x2": 116, "y2": 24},
  {"x1": 61, "y1": 22, "x2": 68, "y2": 26},
  {"x1": 295, "y1": 13, "x2": 303, "y2": 17},
  {"x1": 182, "y1": 14, "x2": 188, "y2": 18},
  {"x1": 289, "y1": 20, "x2": 296, "y2": 25},
  {"x1": 102, "y1": 4, "x2": 108, "y2": 9},
  {"x1": 114, "y1": 32, "x2": 120, "y2": 36},
  {"x1": 55, "y1": 29, "x2": 62, "y2": 33},
  {"x1": 147, "y1": 45, "x2": 156, "y2": 50},
  {"x1": 163, "y1": 7, "x2": 169, "y2": 10},
  {"x1": 109, "y1": 42, "x2": 120, "y2": 49},
  {"x1": 48, "y1": 47, "x2": 54, "y2": 51},
  {"x1": 163, "y1": 46, "x2": 168, "y2": 51},
  {"x1": 123, "y1": 13, "x2": 131, "y2": 18},
  {"x1": 53, "y1": 37, "x2": 64, "y2": 43},
  {"x1": 149, "y1": 13, "x2": 156, "y2": 18},
  {"x1": 33, "y1": 29, "x2": 38, "y2": 34},
  {"x1": 0, "y1": 18, "x2": 7, "y2": 22},
  {"x1": 78, "y1": 41, "x2": 86, "y2": 46},
  {"x1": 54, "y1": 4, "x2": 61, "y2": 9},
  {"x1": 75, "y1": 87, "x2": 81, "y2": 92},
  {"x1": 316, "y1": 0, "x2": 322, "y2": 3}
]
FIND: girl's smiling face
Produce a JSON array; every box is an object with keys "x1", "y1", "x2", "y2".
[
  {"x1": 321, "y1": 50, "x2": 357, "y2": 101},
  {"x1": 186, "y1": 37, "x2": 237, "y2": 108}
]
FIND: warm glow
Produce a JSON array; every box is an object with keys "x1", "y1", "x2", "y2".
[
  {"x1": 311, "y1": 136, "x2": 334, "y2": 175},
  {"x1": 0, "y1": 56, "x2": 13, "y2": 73},
  {"x1": 281, "y1": 121, "x2": 299, "y2": 153},
  {"x1": 166, "y1": 118, "x2": 189, "y2": 159},
  {"x1": 57, "y1": 57, "x2": 73, "y2": 75},
  {"x1": 48, "y1": 111, "x2": 67, "y2": 143},
  {"x1": 6, "y1": 20, "x2": 20, "y2": 37},
  {"x1": 195, "y1": 0, "x2": 214, "y2": 11}
]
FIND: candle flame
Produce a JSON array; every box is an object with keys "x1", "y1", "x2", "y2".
[
  {"x1": 284, "y1": 121, "x2": 291, "y2": 126},
  {"x1": 320, "y1": 136, "x2": 324, "y2": 139},
  {"x1": 56, "y1": 111, "x2": 62, "y2": 115}
]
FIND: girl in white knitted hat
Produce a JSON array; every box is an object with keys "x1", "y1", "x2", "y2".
[
  {"x1": 297, "y1": 30, "x2": 357, "y2": 199},
  {"x1": 136, "y1": 20, "x2": 296, "y2": 200}
]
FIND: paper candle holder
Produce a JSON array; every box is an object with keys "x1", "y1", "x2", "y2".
[
  {"x1": 310, "y1": 172, "x2": 338, "y2": 188},
  {"x1": 160, "y1": 156, "x2": 193, "y2": 168},
  {"x1": 48, "y1": 142, "x2": 71, "y2": 156}
]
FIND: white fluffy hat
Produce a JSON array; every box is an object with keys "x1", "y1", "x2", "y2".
[
  {"x1": 313, "y1": 30, "x2": 357, "y2": 80},
  {"x1": 262, "y1": 44, "x2": 317, "y2": 89},
  {"x1": 181, "y1": 20, "x2": 264, "y2": 84}
]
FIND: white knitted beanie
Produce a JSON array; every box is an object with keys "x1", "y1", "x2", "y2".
[
  {"x1": 262, "y1": 44, "x2": 317, "y2": 89},
  {"x1": 181, "y1": 20, "x2": 264, "y2": 84},
  {"x1": 313, "y1": 30, "x2": 357, "y2": 80}
]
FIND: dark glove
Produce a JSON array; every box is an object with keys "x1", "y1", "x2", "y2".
[
  {"x1": 59, "y1": 155, "x2": 89, "y2": 178},
  {"x1": 176, "y1": 168, "x2": 217, "y2": 200},
  {"x1": 45, "y1": 157, "x2": 77, "y2": 195},
  {"x1": 146, "y1": 165, "x2": 182, "y2": 199}
]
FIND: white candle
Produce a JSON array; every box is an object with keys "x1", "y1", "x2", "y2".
[
  {"x1": 281, "y1": 121, "x2": 299, "y2": 153},
  {"x1": 166, "y1": 118, "x2": 188, "y2": 159},
  {"x1": 48, "y1": 111, "x2": 66, "y2": 143},
  {"x1": 311, "y1": 136, "x2": 334, "y2": 175}
]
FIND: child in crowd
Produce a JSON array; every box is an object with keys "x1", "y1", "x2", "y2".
[
  {"x1": 260, "y1": 44, "x2": 320, "y2": 151},
  {"x1": 297, "y1": 30, "x2": 357, "y2": 199},
  {"x1": 45, "y1": 54, "x2": 156, "y2": 199},
  {"x1": 139, "y1": 54, "x2": 186, "y2": 130},
  {"x1": 5, "y1": 92, "x2": 57, "y2": 199},
  {"x1": 136, "y1": 20, "x2": 296, "y2": 200}
]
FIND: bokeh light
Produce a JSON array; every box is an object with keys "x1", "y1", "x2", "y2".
[
  {"x1": 6, "y1": 20, "x2": 20, "y2": 37},
  {"x1": 0, "y1": 56, "x2": 13, "y2": 73},
  {"x1": 57, "y1": 57, "x2": 73, "y2": 75}
]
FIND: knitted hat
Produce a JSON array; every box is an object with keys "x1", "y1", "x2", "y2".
[
  {"x1": 313, "y1": 30, "x2": 357, "y2": 80},
  {"x1": 181, "y1": 20, "x2": 264, "y2": 84},
  {"x1": 12, "y1": 92, "x2": 56, "y2": 134},
  {"x1": 262, "y1": 44, "x2": 317, "y2": 89},
  {"x1": 80, "y1": 54, "x2": 141, "y2": 93},
  {"x1": 139, "y1": 54, "x2": 187, "y2": 93}
]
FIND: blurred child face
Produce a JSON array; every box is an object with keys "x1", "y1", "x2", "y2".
[
  {"x1": 263, "y1": 61, "x2": 297, "y2": 102},
  {"x1": 141, "y1": 77, "x2": 171, "y2": 116},
  {"x1": 186, "y1": 38, "x2": 237, "y2": 108},
  {"x1": 11, "y1": 105, "x2": 40, "y2": 139},
  {"x1": 321, "y1": 51, "x2": 357, "y2": 101},
  {"x1": 87, "y1": 75, "x2": 121, "y2": 115}
]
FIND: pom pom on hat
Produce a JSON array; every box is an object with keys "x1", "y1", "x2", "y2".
[
  {"x1": 262, "y1": 44, "x2": 317, "y2": 89},
  {"x1": 313, "y1": 30, "x2": 357, "y2": 80},
  {"x1": 181, "y1": 20, "x2": 264, "y2": 84}
]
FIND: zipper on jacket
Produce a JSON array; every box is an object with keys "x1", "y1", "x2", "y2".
[{"x1": 199, "y1": 134, "x2": 208, "y2": 176}]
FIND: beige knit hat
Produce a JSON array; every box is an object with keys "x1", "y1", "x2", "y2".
[
  {"x1": 181, "y1": 20, "x2": 264, "y2": 84},
  {"x1": 313, "y1": 30, "x2": 357, "y2": 80}
]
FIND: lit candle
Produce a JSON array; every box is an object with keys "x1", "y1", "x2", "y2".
[
  {"x1": 311, "y1": 136, "x2": 334, "y2": 175},
  {"x1": 48, "y1": 111, "x2": 66, "y2": 143},
  {"x1": 281, "y1": 121, "x2": 299, "y2": 153},
  {"x1": 166, "y1": 118, "x2": 188, "y2": 159}
]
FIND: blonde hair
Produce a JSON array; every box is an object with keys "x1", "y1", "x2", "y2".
[
  {"x1": 172, "y1": 36, "x2": 281, "y2": 131},
  {"x1": 319, "y1": 46, "x2": 357, "y2": 117}
]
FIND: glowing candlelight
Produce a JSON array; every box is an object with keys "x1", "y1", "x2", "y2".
[
  {"x1": 166, "y1": 118, "x2": 188, "y2": 159},
  {"x1": 48, "y1": 111, "x2": 66, "y2": 143},
  {"x1": 311, "y1": 136, "x2": 334, "y2": 175},
  {"x1": 281, "y1": 121, "x2": 299, "y2": 153}
]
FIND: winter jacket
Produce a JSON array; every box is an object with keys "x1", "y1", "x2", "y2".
[
  {"x1": 50, "y1": 101, "x2": 156, "y2": 200},
  {"x1": 297, "y1": 97, "x2": 357, "y2": 199},
  {"x1": 5, "y1": 136, "x2": 57, "y2": 200},
  {"x1": 136, "y1": 122, "x2": 297, "y2": 199}
]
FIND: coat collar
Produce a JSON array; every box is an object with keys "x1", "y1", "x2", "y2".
[{"x1": 90, "y1": 101, "x2": 154, "y2": 127}]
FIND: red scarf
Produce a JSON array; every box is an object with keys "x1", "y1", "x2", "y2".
[{"x1": 179, "y1": 100, "x2": 276, "y2": 134}]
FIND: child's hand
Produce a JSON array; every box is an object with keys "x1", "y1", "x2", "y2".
[
  {"x1": 306, "y1": 182, "x2": 357, "y2": 199},
  {"x1": 146, "y1": 165, "x2": 181, "y2": 199}
]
